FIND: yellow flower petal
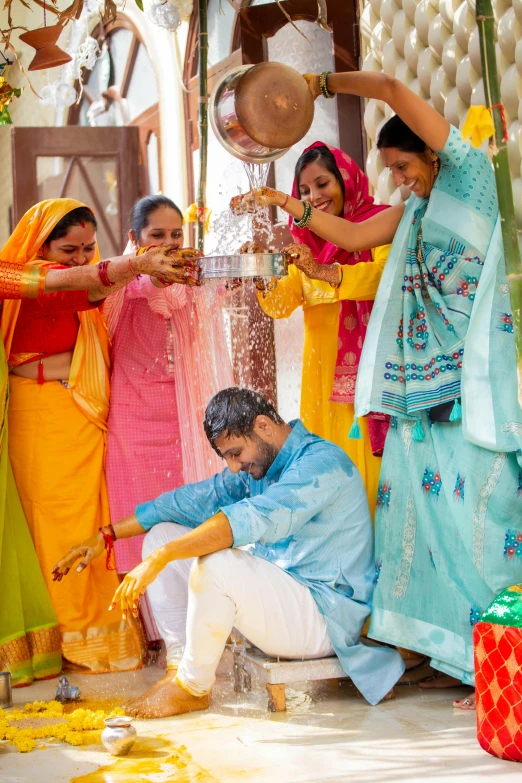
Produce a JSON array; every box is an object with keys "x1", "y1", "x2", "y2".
[{"x1": 462, "y1": 105, "x2": 495, "y2": 148}]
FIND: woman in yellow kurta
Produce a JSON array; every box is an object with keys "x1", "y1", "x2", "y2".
[
  {"x1": 0, "y1": 200, "x2": 146, "y2": 673},
  {"x1": 257, "y1": 142, "x2": 390, "y2": 514}
]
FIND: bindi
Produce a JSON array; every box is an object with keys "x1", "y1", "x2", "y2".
[{"x1": 80, "y1": 221, "x2": 85, "y2": 228}]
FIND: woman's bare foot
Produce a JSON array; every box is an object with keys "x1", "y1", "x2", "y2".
[
  {"x1": 453, "y1": 692, "x2": 476, "y2": 710},
  {"x1": 124, "y1": 671, "x2": 209, "y2": 719},
  {"x1": 382, "y1": 688, "x2": 396, "y2": 702},
  {"x1": 418, "y1": 674, "x2": 462, "y2": 690}
]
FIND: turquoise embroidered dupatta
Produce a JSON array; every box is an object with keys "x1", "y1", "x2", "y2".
[{"x1": 356, "y1": 126, "x2": 522, "y2": 456}]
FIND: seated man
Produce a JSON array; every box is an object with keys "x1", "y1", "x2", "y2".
[{"x1": 53, "y1": 387, "x2": 405, "y2": 718}]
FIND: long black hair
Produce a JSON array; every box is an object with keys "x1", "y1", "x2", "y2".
[
  {"x1": 377, "y1": 115, "x2": 427, "y2": 154},
  {"x1": 44, "y1": 206, "x2": 97, "y2": 244},
  {"x1": 294, "y1": 145, "x2": 345, "y2": 203},
  {"x1": 129, "y1": 195, "x2": 183, "y2": 238}
]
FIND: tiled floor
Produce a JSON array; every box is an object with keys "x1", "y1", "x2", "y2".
[{"x1": 1, "y1": 651, "x2": 519, "y2": 783}]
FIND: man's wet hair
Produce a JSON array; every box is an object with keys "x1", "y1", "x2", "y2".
[{"x1": 204, "y1": 387, "x2": 283, "y2": 454}]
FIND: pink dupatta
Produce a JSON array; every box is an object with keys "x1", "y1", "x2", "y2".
[
  {"x1": 104, "y1": 257, "x2": 234, "y2": 483},
  {"x1": 291, "y1": 141, "x2": 390, "y2": 455}
]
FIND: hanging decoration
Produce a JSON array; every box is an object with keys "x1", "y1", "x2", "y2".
[
  {"x1": 19, "y1": 25, "x2": 72, "y2": 72},
  {"x1": 0, "y1": 56, "x2": 22, "y2": 124},
  {"x1": 147, "y1": 0, "x2": 182, "y2": 32},
  {"x1": 38, "y1": 78, "x2": 77, "y2": 109}
]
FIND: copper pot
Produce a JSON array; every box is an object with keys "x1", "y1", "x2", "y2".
[
  {"x1": 19, "y1": 25, "x2": 72, "y2": 72},
  {"x1": 209, "y1": 62, "x2": 314, "y2": 164}
]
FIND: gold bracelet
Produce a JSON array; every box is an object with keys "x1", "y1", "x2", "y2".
[{"x1": 329, "y1": 262, "x2": 343, "y2": 289}]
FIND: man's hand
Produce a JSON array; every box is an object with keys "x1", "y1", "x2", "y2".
[
  {"x1": 109, "y1": 553, "x2": 167, "y2": 620},
  {"x1": 52, "y1": 532, "x2": 105, "y2": 581},
  {"x1": 303, "y1": 73, "x2": 321, "y2": 101}
]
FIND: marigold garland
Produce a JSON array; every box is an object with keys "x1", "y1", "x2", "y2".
[{"x1": 0, "y1": 700, "x2": 125, "y2": 753}]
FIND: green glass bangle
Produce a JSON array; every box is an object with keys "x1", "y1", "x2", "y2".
[
  {"x1": 319, "y1": 71, "x2": 334, "y2": 99},
  {"x1": 293, "y1": 200, "x2": 313, "y2": 229}
]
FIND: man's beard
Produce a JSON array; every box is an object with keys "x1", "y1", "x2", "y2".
[{"x1": 245, "y1": 433, "x2": 279, "y2": 479}]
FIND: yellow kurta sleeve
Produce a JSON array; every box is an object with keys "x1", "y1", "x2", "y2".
[
  {"x1": 337, "y1": 244, "x2": 391, "y2": 301},
  {"x1": 256, "y1": 263, "x2": 303, "y2": 319}
]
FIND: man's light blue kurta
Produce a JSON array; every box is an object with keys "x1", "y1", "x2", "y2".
[{"x1": 136, "y1": 420, "x2": 405, "y2": 705}]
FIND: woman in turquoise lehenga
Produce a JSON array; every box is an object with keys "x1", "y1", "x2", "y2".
[{"x1": 242, "y1": 71, "x2": 522, "y2": 708}]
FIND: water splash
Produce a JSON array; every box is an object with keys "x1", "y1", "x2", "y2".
[{"x1": 243, "y1": 161, "x2": 271, "y2": 191}]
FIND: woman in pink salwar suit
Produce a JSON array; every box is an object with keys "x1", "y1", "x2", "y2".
[{"x1": 104, "y1": 196, "x2": 234, "y2": 639}]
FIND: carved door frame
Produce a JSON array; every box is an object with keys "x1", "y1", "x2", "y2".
[{"x1": 11, "y1": 126, "x2": 141, "y2": 254}]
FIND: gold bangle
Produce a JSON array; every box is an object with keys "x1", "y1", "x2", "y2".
[{"x1": 329, "y1": 262, "x2": 343, "y2": 289}]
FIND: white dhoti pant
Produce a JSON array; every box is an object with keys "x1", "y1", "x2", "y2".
[{"x1": 143, "y1": 523, "x2": 335, "y2": 696}]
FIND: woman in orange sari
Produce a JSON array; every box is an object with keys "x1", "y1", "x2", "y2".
[{"x1": 1, "y1": 198, "x2": 197, "y2": 673}]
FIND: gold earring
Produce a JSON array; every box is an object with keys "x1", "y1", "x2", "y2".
[{"x1": 431, "y1": 152, "x2": 440, "y2": 177}]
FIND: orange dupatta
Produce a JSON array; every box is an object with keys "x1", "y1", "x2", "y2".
[{"x1": 0, "y1": 199, "x2": 111, "y2": 430}]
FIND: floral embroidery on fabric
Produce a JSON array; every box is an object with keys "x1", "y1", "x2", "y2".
[
  {"x1": 422, "y1": 468, "x2": 442, "y2": 497},
  {"x1": 499, "y1": 283, "x2": 509, "y2": 295},
  {"x1": 374, "y1": 559, "x2": 382, "y2": 586},
  {"x1": 376, "y1": 481, "x2": 391, "y2": 510},
  {"x1": 498, "y1": 313, "x2": 514, "y2": 334},
  {"x1": 454, "y1": 473, "x2": 465, "y2": 502},
  {"x1": 470, "y1": 606, "x2": 482, "y2": 626},
  {"x1": 343, "y1": 314, "x2": 358, "y2": 331},
  {"x1": 502, "y1": 422, "x2": 522, "y2": 436},
  {"x1": 504, "y1": 529, "x2": 522, "y2": 560},
  {"x1": 393, "y1": 487, "x2": 417, "y2": 600},
  {"x1": 389, "y1": 416, "x2": 398, "y2": 430},
  {"x1": 401, "y1": 420, "x2": 415, "y2": 457},
  {"x1": 473, "y1": 453, "x2": 507, "y2": 576}
]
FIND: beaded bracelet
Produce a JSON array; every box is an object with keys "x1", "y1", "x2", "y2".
[
  {"x1": 319, "y1": 71, "x2": 334, "y2": 99},
  {"x1": 97, "y1": 260, "x2": 115, "y2": 287},
  {"x1": 293, "y1": 200, "x2": 313, "y2": 229}
]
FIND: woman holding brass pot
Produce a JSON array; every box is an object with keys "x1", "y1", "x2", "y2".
[{"x1": 237, "y1": 71, "x2": 522, "y2": 708}]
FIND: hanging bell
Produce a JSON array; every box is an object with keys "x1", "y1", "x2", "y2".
[{"x1": 19, "y1": 25, "x2": 72, "y2": 72}]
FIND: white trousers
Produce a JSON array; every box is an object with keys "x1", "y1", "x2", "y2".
[{"x1": 143, "y1": 523, "x2": 335, "y2": 696}]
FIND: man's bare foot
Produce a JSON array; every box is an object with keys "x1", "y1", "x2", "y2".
[
  {"x1": 124, "y1": 668, "x2": 177, "y2": 711},
  {"x1": 418, "y1": 674, "x2": 462, "y2": 690},
  {"x1": 124, "y1": 671, "x2": 209, "y2": 719},
  {"x1": 453, "y1": 692, "x2": 476, "y2": 710}
]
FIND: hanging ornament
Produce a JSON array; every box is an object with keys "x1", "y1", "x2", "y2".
[
  {"x1": 147, "y1": 0, "x2": 182, "y2": 32},
  {"x1": 19, "y1": 25, "x2": 72, "y2": 72},
  {"x1": 38, "y1": 78, "x2": 77, "y2": 109},
  {"x1": 77, "y1": 36, "x2": 100, "y2": 70},
  {"x1": 0, "y1": 58, "x2": 23, "y2": 125}
]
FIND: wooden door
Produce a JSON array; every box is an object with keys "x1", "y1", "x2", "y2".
[{"x1": 11, "y1": 126, "x2": 141, "y2": 258}]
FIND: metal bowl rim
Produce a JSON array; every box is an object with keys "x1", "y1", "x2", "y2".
[{"x1": 104, "y1": 716, "x2": 134, "y2": 727}]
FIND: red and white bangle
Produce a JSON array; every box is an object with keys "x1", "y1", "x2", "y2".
[{"x1": 99, "y1": 525, "x2": 117, "y2": 570}]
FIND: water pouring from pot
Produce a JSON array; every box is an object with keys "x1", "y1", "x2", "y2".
[{"x1": 201, "y1": 61, "x2": 315, "y2": 281}]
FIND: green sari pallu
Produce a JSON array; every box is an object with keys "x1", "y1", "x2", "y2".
[{"x1": 0, "y1": 338, "x2": 62, "y2": 686}]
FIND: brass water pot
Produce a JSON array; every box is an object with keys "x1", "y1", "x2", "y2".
[{"x1": 210, "y1": 62, "x2": 314, "y2": 164}]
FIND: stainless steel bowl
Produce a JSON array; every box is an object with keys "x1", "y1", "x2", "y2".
[{"x1": 200, "y1": 253, "x2": 287, "y2": 279}]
